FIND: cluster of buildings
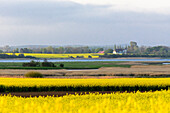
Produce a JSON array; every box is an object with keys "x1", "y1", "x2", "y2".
[
  {"x1": 98, "y1": 49, "x2": 127, "y2": 54},
  {"x1": 112, "y1": 49, "x2": 127, "y2": 54},
  {"x1": 98, "y1": 42, "x2": 138, "y2": 54}
]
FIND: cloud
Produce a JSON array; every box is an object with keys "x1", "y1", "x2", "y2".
[
  {"x1": 0, "y1": 0, "x2": 170, "y2": 46},
  {"x1": 70, "y1": 0, "x2": 170, "y2": 14},
  {"x1": 2, "y1": 0, "x2": 170, "y2": 14},
  {"x1": 0, "y1": 1, "x2": 110, "y2": 25},
  {"x1": 0, "y1": 0, "x2": 169, "y2": 26}
]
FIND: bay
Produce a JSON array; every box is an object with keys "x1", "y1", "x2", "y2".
[{"x1": 0, "y1": 58, "x2": 170, "y2": 62}]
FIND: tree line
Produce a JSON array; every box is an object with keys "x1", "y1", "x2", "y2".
[
  {"x1": 2, "y1": 46, "x2": 113, "y2": 54},
  {"x1": 1, "y1": 42, "x2": 170, "y2": 56}
]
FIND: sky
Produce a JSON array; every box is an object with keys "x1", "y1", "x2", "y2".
[{"x1": 0, "y1": 0, "x2": 170, "y2": 46}]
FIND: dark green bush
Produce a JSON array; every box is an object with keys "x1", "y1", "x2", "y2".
[
  {"x1": 88, "y1": 55, "x2": 92, "y2": 58},
  {"x1": 24, "y1": 71, "x2": 43, "y2": 78},
  {"x1": 23, "y1": 61, "x2": 40, "y2": 67},
  {"x1": 69, "y1": 56, "x2": 74, "y2": 58},
  {"x1": 76, "y1": 56, "x2": 84, "y2": 58},
  {"x1": 42, "y1": 62, "x2": 55, "y2": 67},
  {"x1": 60, "y1": 64, "x2": 64, "y2": 68}
]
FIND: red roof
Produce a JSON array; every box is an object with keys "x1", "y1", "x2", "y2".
[{"x1": 98, "y1": 51, "x2": 105, "y2": 53}]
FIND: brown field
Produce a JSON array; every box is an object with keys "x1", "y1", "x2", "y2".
[{"x1": 0, "y1": 64, "x2": 170, "y2": 78}]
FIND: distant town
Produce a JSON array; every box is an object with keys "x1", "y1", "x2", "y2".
[{"x1": 0, "y1": 41, "x2": 170, "y2": 58}]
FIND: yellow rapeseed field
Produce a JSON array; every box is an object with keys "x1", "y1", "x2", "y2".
[
  {"x1": 0, "y1": 78, "x2": 170, "y2": 87},
  {"x1": 6, "y1": 53, "x2": 104, "y2": 58},
  {"x1": 0, "y1": 90, "x2": 169, "y2": 113}
]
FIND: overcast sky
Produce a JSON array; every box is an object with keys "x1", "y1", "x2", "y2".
[{"x1": 0, "y1": 0, "x2": 170, "y2": 46}]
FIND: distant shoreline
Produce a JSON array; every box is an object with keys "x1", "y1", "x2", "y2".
[{"x1": 0, "y1": 57, "x2": 165, "y2": 60}]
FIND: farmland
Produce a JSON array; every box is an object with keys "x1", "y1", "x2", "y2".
[
  {"x1": 0, "y1": 61, "x2": 131, "y2": 69},
  {"x1": 0, "y1": 71, "x2": 169, "y2": 113},
  {"x1": 0, "y1": 90, "x2": 169, "y2": 113},
  {"x1": 6, "y1": 53, "x2": 104, "y2": 59},
  {"x1": 1, "y1": 63, "x2": 170, "y2": 77},
  {"x1": 0, "y1": 61, "x2": 170, "y2": 113},
  {"x1": 0, "y1": 78, "x2": 169, "y2": 92}
]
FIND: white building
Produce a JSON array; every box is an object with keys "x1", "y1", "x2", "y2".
[{"x1": 113, "y1": 49, "x2": 127, "y2": 54}]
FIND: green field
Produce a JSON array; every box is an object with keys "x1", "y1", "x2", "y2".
[{"x1": 0, "y1": 61, "x2": 131, "y2": 69}]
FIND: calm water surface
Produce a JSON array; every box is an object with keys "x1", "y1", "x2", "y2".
[{"x1": 0, "y1": 59, "x2": 170, "y2": 62}]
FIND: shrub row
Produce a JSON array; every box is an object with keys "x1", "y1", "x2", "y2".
[
  {"x1": 0, "y1": 85, "x2": 169, "y2": 92},
  {"x1": 23, "y1": 61, "x2": 64, "y2": 68}
]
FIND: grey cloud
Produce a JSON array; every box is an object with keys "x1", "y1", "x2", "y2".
[
  {"x1": 0, "y1": 1, "x2": 170, "y2": 46},
  {"x1": 0, "y1": 1, "x2": 111, "y2": 25},
  {"x1": 0, "y1": 1, "x2": 170, "y2": 25}
]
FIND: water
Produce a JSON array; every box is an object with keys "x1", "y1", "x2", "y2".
[
  {"x1": 0, "y1": 58, "x2": 170, "y2": 62},
  {"x1": 162, "y1": 63, "x2": 170, "y2": 65}
]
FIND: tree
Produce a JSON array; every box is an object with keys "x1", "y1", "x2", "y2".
[
  {"x1": 13, "y1": 48, "x2": 19, "y2": 53},
  {"x1": 95, "y1": 48, "x2": 103, "y2": 53},
  {"x1": 41, "y1": 48, "x2": 47, "y2": 53},
  {"x1": 146, "y1": 46, "x2": 169, "y2": 55},
  {"x1": 127, "y1": 41, "x2": 139, "y2": 54},
  {"x1": 3, "y1": 45, "x2": 10, "y2": 52},
  {"x1": 46, "y1": 46, "x2": 54, "y2": 54},
  {"x1": 19, "y1": 48, "x2": 30, "y2": 53},
  {"x1": 130, "y1": 41, "x2": 138, "y2": 48},
  {"x1": 64, "y1": 47, "x2": 72, "y2": 53},
  {"x1": 58, "y1": 47, "x2": 64, "y2": 53},
  {"x1": 0, "y1": 50, "x2": 3, "y2": 53},
  {"x1": 114, "y1": 44, "x2": 117, "y2": 50},
  {"x1": 18, "y1": 54, "x2": 25, "y2": 57},
  {"x1": 104, "y1": 49, "x2": 113, "y2": 54},
  {"x1": 82, "y1": 46, "x2": 91, "y2": 53},
  {"x1": 20, "y1": 48, "x2": 24, "y2": 53}
]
